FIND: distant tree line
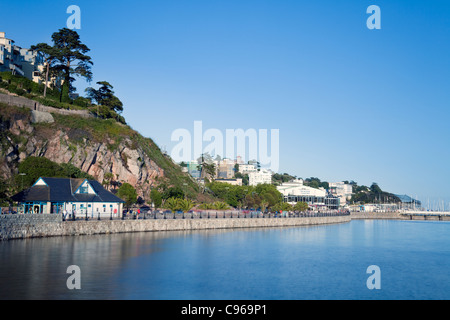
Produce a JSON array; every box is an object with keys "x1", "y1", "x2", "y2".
[{"x1": 349, "y1": 182, "x2": 400, "y2": 204}]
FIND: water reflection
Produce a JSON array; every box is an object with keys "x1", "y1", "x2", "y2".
[{"x1": 1, "y1": 221, "x2": 450, "y2": 300}]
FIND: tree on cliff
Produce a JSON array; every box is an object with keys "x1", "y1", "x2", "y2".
[
  {"x1": 102, "y1": 172, "x2": 115, "y2": 191},
  {"x1": 197, "y1": 153, "x2": 216, "y2": 182},
  {"x1": 16, "y1": 157, "x2": 93, "y2": 191},
  {"x1": 117, "y1": 183, "x2": 137, "y2": 210},
  {"x1": 85, "y1": 81, "x2": 123, "y2": 113},
  {"x1": 29, "y1": 43, "x2": 59, "y2": 98},
  {"x1": 51, "y1": 28, "x2": 93, "y2": 103}
]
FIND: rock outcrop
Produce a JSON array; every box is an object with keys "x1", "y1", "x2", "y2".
[
  {"x1": 0, "y1": 103, "x2": 194, "y2": 200},
  {"x1": 30, "y1": 110, "x2": 54, "y2": 124}
]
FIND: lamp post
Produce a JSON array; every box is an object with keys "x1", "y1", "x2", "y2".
[
  {"x1": 152, "y1": 202, "x2": 155, "y2": 220},
  {"x1": 19, "y1": 173, "x2": 26, "y2": 191}
]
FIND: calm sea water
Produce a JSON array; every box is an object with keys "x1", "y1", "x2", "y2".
[{"x1": 1, "y1": 220, "x2": 449, "y2": 300}]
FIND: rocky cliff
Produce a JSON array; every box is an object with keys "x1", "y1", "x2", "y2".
[{"x1": 0, "y1": 102, "x2": 198, "y2": 201}]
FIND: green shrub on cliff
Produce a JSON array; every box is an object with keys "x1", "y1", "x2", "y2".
[
  {"x1": 117, "y1": 183, "x2": 137, "y2": 209},
  {"x1": 16, "y1": 157, "x2": 94, "y2": 191}
]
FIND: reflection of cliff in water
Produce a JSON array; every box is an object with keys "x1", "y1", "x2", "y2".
[{"x1": 0, "y1": 228, "x2": 245, "y2": 299}]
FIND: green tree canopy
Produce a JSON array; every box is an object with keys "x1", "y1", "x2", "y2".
[
  {"x1": 51, "y1": 28, "x2": 93, "y2": 102},
  {"x1": 85, "y1": 81, "x2": 123, "y2": 113},
  {"x1": 29, "y1": 43, "x2": 59, "y2": 97},
  {"x1": 150, "y1": 189, "x2": 163, "y2": 208},
  {"x1": 254, "y1": 184, "x2": 283, "y2": 208},
  {"x1": 117, "y1": 183, "x2": 137, "y2": 209},
  {"x1": 294, "y1": 201, "x2": 309, "y2": 212},
  {"x1": 304, "y1": 177, "x2": 329, "y2": 190},
  {"x1": 162, "y1": 186, "x2": 185, "y2": 200},
  {"x1": 16, "y1": 157, "x2": 93, "y2": 191},
  {"x1": 272, "y1": 202, "x2": 293, "y2": 212}
]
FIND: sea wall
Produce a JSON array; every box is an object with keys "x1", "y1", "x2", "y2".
[
  {"x1": 350, "y1": 212, "x2": 404, "y2": 220},
  {"x1": 0, "y1": 214, "x2": 351, "y2": 241},
  {"x1": 0, "y1": 213, "x2": 63, "y2": 240}
]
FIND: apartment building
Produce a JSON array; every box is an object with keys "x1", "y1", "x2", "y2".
[
  {"x1": 329, "y1": 182, "x2": 353, "y2": 205},
  {"x1": 248, "y1": 169, "x2": 272, "y2": 186},
  {"x1": 0, "y1": 32, "x2": 46, "y2": 84}
]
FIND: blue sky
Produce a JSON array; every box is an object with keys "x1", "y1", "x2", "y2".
[{"x1": 1, "y1": 0, "x2": 450, "y2": 207}]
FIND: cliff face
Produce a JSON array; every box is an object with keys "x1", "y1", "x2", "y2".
[{"x1": 0, "y1": 103, "x2": 196, "y2": 200}]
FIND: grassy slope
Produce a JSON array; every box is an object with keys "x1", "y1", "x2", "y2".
[
  {"x1": 50, "y1": 113, "x2": 201, "y2": 199},
  {"x1": 0, "y1": 102, "x2": 201, "y2": 200}
]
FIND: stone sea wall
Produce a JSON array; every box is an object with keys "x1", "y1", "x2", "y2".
[
  {"x1": 0, "y1": 214, "x2": 63, "y2": 240},
  {"x1": 0, "y1": 214, "x2": 351, "y2": 241},
  {"x1": 350, "y1": 212, "x2": 404, "y2": 220}
]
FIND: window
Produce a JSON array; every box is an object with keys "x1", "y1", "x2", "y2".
[{"x1": 79, "y1": 186, "x2": 88, "y2": 194}]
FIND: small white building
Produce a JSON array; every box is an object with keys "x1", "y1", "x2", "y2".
[{"x1": 12, "y1": 177, "x2": 125, "y2": 218}]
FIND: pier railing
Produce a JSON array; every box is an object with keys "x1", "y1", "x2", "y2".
[{"x1": 60, "y1": 210, "x2": 351, "y2": 222}]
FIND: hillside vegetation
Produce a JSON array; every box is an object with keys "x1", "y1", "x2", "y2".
[{"x1": 0, "y1": 102, "x2": 201, "y2": 205}]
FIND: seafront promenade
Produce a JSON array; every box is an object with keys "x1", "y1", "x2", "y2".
[
  {"x1": 2, "y1": 211, "x2": 448, "y2": 241},
  {"x1": 0, "y1": 212, "x2": 350, "y2": 241}
]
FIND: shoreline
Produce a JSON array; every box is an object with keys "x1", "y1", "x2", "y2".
[
  {"x1": 1, "y1": 214, "x2": 350, "y2": 241},
  {"x1": 350, "y1": 212, "x2": 404, "y2": 220},
  {"x1": 2, "y1": 211, "x2": 448, "y2": 241}
]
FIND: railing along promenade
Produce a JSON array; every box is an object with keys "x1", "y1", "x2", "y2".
[{"x1": 61, "y1": 210, "x2": 351, "y2": 222}]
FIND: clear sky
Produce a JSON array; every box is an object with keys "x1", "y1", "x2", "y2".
[{"x1": 1, "y1": 0, "x2": 450, "y2": 207}]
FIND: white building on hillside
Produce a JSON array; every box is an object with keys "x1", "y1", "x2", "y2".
[
  {"x1": 329, "y1": 182, "x2": 353, "y2": 206},
  {"x1": 238, "y1": 163, "x2": 257, "y2": 175},
  {"x1": 215, "y1": 178, "x2": 243, "y2": 186},
  {"x1": 0, "y1": 32, "x2": 53, "y2": 86},
  {"x1": 277, "y1": 179, "x2": 340, "y2": 210},
  {"x1": 248, "y1": 169, "x2": 272, "y2": 186}
]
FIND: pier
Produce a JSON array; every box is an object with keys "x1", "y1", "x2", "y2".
[{"x1": 400, "y1": 211, "x2": 450, "y2": 221}]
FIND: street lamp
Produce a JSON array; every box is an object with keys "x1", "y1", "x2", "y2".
[{"x1": 19, "y1": 173, "x2": 26, "y2": 191}]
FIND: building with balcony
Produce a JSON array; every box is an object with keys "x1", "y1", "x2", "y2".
[
  {"x1": 238, "y1": 163, "x2": 258, "y2": 175},
  {"x1": 329, "y1": 182, "x2": 353, "y2": 206},
  {"x1": 248, "y1": 169, "x2": 272, "y2": 186},
  {"x1": 0, "y1": 32, "x2": 47, "y2": 85}
]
